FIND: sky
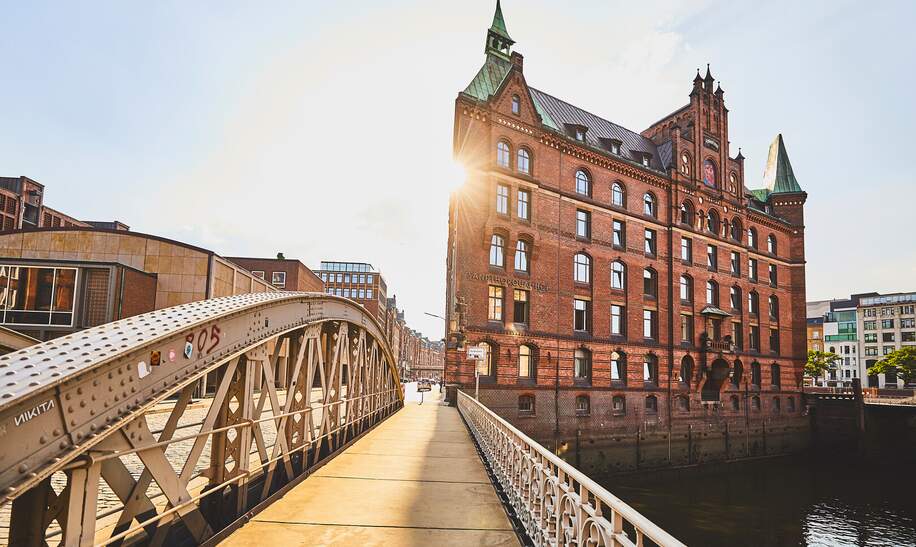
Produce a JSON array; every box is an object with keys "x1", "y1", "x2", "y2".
[{"x1": 2, "y1": 0, "x2": 915, "y2": 338}]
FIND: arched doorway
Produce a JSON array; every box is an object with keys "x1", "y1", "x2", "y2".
[{"x1": 702, "y1": 358, "x2": 730, "y2": 401}]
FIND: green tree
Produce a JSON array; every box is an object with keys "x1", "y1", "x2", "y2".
[
  {"x1": 804, "y1": 350, "x2": 840, "y2": 380},
  {"x1": 867, "y1": 346, "x2": 916, "y2": 385}
]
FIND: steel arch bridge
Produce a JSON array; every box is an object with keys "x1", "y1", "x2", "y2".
[{"x1": 0, "y1": 292, "x2": 403, "y2": 546}]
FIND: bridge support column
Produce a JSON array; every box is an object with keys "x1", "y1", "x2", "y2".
[{"x1": 9, "y1": 477, "x2": 52, "y2": 547}]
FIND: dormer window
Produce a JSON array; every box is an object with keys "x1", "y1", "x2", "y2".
[
  {"x1": 566, "y1": 124, "x2": 588, "y2": 142},
  {"x1": 642, "y1": 155, "x2": 650, "y2": 167},
  {"x1": 600, "y1": 138, "x2": 622, "y2": 155},
  {"x1": 511, "y1": 95, "x2": 520, "y2": 115}
]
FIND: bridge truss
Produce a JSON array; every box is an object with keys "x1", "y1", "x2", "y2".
[{"x1": 0, "y1": 292, "x2": 403, "y2": 546}]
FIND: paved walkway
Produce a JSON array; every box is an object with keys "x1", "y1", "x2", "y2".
[{"x1": 222, "y1": 389, "x2": 520, "y2": 546}]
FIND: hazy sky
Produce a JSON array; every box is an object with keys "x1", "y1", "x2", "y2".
[{"x1": 2, "y1": 0, "x2": 914, "y2": 337}]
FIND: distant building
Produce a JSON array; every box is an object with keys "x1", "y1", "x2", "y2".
[
  {"x1": 0, "y1": 176, "x2": 127, "y2": 231},
  {"x1": 806, "y1": 317, "x2": 823, "y2": 353},
  {"x1": 0, "y1": 228, "x2": 274, "y2": 340},
  {"x1": 316, "y1": 261, "x2": 388, "y2": 324},
  {"x1": 858, "y1": 292, "x2": 916, "y2": 388},
  {"x1": 226, "y1": 256, "x2": 323, "y2": 292}
]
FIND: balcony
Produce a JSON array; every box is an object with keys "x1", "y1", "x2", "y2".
[{"x1": 700, "y1": 332, "x2": 734, "y2": 353}]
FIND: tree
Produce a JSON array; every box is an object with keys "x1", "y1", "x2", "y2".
[
  {"x1": 867, "y1": 346, "x2": 916, "y2": 385},
  {"x1": 804, "y1": 350, "x2": 840, "y2": 380}
]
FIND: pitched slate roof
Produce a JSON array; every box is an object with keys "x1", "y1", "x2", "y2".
[
  {"x1": 528, "y1": 88, "x2": 667, "y2": 172},
  {"x1": 761, "y1": 133, "x2": 803, "y2": 194}
]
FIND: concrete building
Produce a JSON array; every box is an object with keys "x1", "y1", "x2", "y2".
[
  {"x1": 859, "y1": 292, "x2": 916, "y2": 388},
  {"x1": 316, "y1": 261, "x2": 387, "y2": 324},
  {"x1": 0, "y1": 228, "x2": 275, "y2": 340},
  {"x1": 226, "y1": 256, "x2": 323, "y2": 292},
  {"x1": 445, "y1": 0, "x2": 809, "y2": 453}
]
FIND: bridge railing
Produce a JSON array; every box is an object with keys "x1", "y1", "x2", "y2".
[
  {"x1": 457, "y1": 390, "x2": 685, "y2": 547},
  {"x1": 0, "y1": 293, "x2": 403, "y2": 546}
]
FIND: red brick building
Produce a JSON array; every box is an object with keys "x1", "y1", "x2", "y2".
[
  {"x1": 226, "y1": 256, "x2": 323, "y2": 292},
  {"x1": 0, "y1": 176, "x2": 127, "y2": 231},
  {"x1": 445, "y1": 2, "x2": 808, "y2": 465}
]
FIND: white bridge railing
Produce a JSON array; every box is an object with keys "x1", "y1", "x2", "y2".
[{"x1": 457, "y1": 390, "x2": 685, "y2": 547}]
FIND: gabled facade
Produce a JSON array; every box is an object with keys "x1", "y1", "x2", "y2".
[{"x1": 445, "y1": 2, "x2": 809, "y2": 460}]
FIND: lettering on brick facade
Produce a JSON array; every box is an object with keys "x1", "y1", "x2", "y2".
[{"x1": 465, "y1": 272, "x2": 548, "y2": 292}]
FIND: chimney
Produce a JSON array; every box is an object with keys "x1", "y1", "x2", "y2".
[{"x1": 511, "y1": 51, "x2": 524, "y2": 72}]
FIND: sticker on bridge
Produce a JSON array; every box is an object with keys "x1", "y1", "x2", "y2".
[{"x1": 138, "y1": 361, "x2": 151, "y2": 379}]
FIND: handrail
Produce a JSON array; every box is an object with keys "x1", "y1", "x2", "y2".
[{"x1": 457, "y1": 390, "x2": 685, "y2": 547}]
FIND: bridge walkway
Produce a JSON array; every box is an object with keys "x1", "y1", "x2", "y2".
[{"x1": 223, "y1": 388, "x2": 520, "y2": 546}]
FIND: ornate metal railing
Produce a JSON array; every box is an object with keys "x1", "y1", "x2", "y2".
[
  {"x1": 457, "y1": 390, "x2": 685, "y2": 547},
  {"x1": 0, "y1": 293, "x2": 403, "y2": 546}
]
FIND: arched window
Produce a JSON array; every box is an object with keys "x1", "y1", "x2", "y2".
[
  {"x1": 787, "y1": 397, "x2": 796, "y2": 413},
  {"x1": 748, "y1": 227, "x2": 758, "y2": 249},
  {"x1": 748, "y1": 291, "x2": 759, "y2": 315},
  {"x1": 706, "y1": 280, "x2": 719, "y2": 306},
  {"x1": 751, "y1": 361, "x2": 761, "y2": 386},
  {"x1": 730, "y1": 285, "x2": 742, "y2": 311},
  {"x1": 771, "y1": 363, "x2": 781, "y2": 388},
  {"x1": 730, "y1": 395, "x2": 740, "y2": 411},
  {"x1": 643, "y1": 354, "x2": 658, "y2": 385},
  {"x1": 518, "y1": 394, "x2": 534, "y2": 414},
  {"x1": 767, "y1": 234, "x2": 777, "y2": 255},
  {"x1": 679, "y1": 275, "x2": 693, "y2": 302},
  {"x1": 679, "y1": 355, "x2": 694, "y2": 385},
  {"x1": 514, "y1": 240, "x2": 529, "y2": 272},
  {"x1": 612, "y1": 182, "x2": 625, "y2": 207},
  {"x1": 574, "y1": 253, "x2": 591, "y2": 284},
  {"x1": 497, "y1": 141, "x2": 510, "y2": 168},
  {"x1": 680, "y1": 201, "x2": 695, "y2": 226},
  {"x1": 751, "y1": 395, "x2": 761, "y2": 411},
  {"x1": 645, "y1": 395, "x2": 658, "y2": 413},
  {"x1": 730, "y1": 218, "x2": 743, "y2": 241},
  {"x1": 478, "y1": 342, "x2": 493, "y2": 376},
  {"x1": 518, "y1": 344, "x2": 533, "y2": 378},
  {"x1": 611, "y1": 351, "x2": 626, "y2": 384},
  {"x1": 643, "y1": 193, "x2": 656, "y2": 217},
  {"x1": 575, "y1": 170, "x2": 591, "y2": 196},
  {"x1": 768, "y1": 295, "x2": 779, "y2": 320},
  {"x1": 643, "y1": 268, "x2": 657, "y2": 298},
  {"x1": 772, "y1": 397, "x2": 781, "y2": 414},
  {"x1": 680, "y1": 152, "x2": 691, "y2": 176},
  {"x1": 575, "y1": 395, "x2": 590, "y2": 416},
  {"x1": 511, "y1": 94, "x2": 521, "y2": 115},
  {"x1": 706, "y1": 209, "x2": 720, "y2": 234},
  {"x1": 574, "y1": 348, "x2": 591, "y2": 381},
  {"x1": 517, "y1": 148, "x2": 530, "y2": 174},
  {"x1": 677, "y1": 395, "x2": 690, "y2": 412},
  {"x1": 732, "y1": 359, "x2": 743, "y2": 387},
  {"x1": 489, "y1": 234, "x2": 505, "y2": 267},
  {"x1": 612, "y1": 395, "x2": 626, "y2": 414},
  {"x1": 611, "y1": 261, "x2": 626, "y2": 290}
]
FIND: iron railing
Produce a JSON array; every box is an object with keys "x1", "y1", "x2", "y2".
[{"x1": 457, "y1": 390, "x2": 685, "y2": 547}]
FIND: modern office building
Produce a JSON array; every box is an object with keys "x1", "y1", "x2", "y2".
[
  {"x1": 858, "y1": 292, "x2": 916, "y2": 388},
  {"x1": 0, "y1": 228, "x2": 274, "y2": 340},
  {"x1": 445, "y1": 2, "x2": 809, "y2": 448},
  {"x1": 316, "y1": 261, "x2": 388, "y2": 324}
]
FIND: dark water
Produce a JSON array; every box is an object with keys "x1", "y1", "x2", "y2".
[{"x1": 602, "y1": 456, "x2": 916, "y2": 546}]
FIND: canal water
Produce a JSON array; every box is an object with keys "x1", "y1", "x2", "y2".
[{"x1": 602, "y1": 455, "x2": 916, "y2": 546}]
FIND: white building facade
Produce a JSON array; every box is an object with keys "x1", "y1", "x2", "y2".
[{"x1": 857, "y1": 292, "x2": 916, "y2": 388}]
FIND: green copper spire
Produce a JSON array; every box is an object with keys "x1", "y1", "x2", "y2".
[
  {"x1": 762, "y1": 134, "x2": 803, "y2": 194},
  {"x1": 485, "y1": 0, "x2": 514, "y2": 60},
  {"x1": 490, "y1": 0, "x2": 512, "y2": 41}
]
